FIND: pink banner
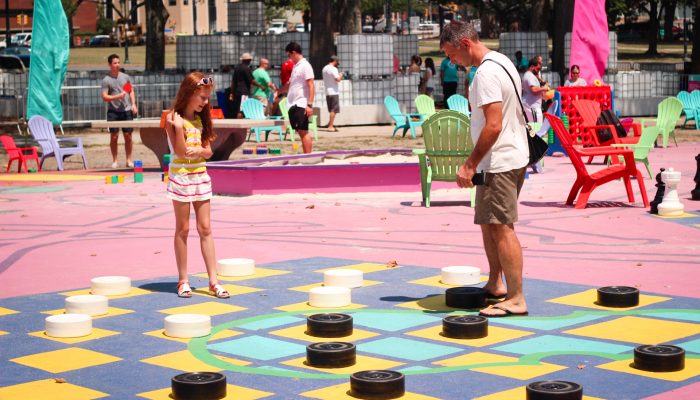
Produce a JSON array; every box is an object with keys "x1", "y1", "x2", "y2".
[{"x1": 570, "y1": 0, "x2": 609, "y2": 85}]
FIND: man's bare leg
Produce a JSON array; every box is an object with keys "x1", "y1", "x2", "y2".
[
  {"x1": 328, "y1": 111, "x2": 336, "y2": 130},
  {"x1": 480, "y1": 223, "x2": 527, "y2": 316},
  {"x1": 110, "y1": 132, "x2": 119, "y2": 167},
  {"x1": 124, "y1": 132, "x2": 133, "y2": 166},
  {"x1": 298, "y1": 130, "x2": 312, "y2": 153},
  {"x1": 480, "y1": 225, "x2": 506, "y2": 297}
]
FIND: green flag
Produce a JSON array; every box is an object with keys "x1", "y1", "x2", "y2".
[{"x1": 27, "y1": 0, "x2": 69, "y2": 124}]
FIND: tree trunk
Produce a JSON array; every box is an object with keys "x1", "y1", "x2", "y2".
[
  {"x1": 529, "y1": 0, "x2": 547, "y2": 32},
  {"x1": 646, "y1": 1, "x2": 660, "y2": 55},
  {"x1": 691, "y1": 2, "x2": 700, "y2": 73},
  {"x1": 663, "y1": 0, "x2": 677, "y2": 42},
  {"x1": 338, "y1": 0, "x2": 361, "y2": 34},
  {"x1": 145, "y1": 0, "x2": 169, "y2": 72},
  {"x1": 309, "y1": 0, "x2": 334, "y2": 77},
  {"x1": 552, "y1": 0, "x2": 574, "y2": 82}
]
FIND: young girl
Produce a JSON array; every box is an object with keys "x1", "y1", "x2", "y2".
[
  {"x1": 165, "y1": 72, "x2": 229, "y2": 299},
  {"x1": 422, "y1": 58, "x2": 435, "y2": 96}
]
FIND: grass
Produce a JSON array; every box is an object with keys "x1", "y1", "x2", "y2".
[
  {"x1": 68, "y1": 44, "x2": 178, "y2": 69},
  {"x1": 67, "y1": 38, "x2": 692, "y2": 69}
]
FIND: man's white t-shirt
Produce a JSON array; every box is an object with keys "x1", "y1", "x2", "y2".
[
  {"x1": 322, "y1": 64, "x2": 340, "y2": 95},
  {"x1": 521, "y1": 71, "x2": 542, "y2": 110},
  {"x1": 287, "y1": 57, "x2": 315, "y2": 108},
  {"x1": 468, "y1": 51, "x2": 529, "y2": 173}
]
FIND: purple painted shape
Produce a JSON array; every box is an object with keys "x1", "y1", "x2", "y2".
[{"x1": 207, "y1": 149, "x2": 455, "y2": 195}]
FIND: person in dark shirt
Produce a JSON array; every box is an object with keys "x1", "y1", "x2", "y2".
[{"x1": 229, "y1": 52, "x2": 264, "y2": 118}]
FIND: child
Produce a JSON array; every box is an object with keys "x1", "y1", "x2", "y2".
[{"x1": 164, "y1": 72, "x2": 229, "y2": 299}]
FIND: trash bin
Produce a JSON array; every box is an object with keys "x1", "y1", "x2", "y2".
[{"x1": 216, "y1": 89, "x2": 234, "y2": 118}]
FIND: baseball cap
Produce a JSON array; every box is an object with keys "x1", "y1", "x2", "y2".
[{"x1": 240, "y1": 53, "x2": 252, "y2": 61}]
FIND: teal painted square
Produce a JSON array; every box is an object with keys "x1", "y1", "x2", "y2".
[
  {"x1": 208, "y1": 335, "x2": 306, "y2": 360},
  {"x1": 360, "y1": 337, "x2": 462, "y2": 361},
  {"x1": 678, "y1": 338, "x2": 700, "y2": 354},
  {"x1": 237, "y1": 316, "x2": 303, "y2": 331},
  {"x1": 492, "y1": 334, "x2": 633, "y2": 355},
  {"x1": 487, "y1": 314, "x2": 607, "y2": 330},
  {"x1": 351, "y1": 311, "x2": 442, "y2": 332},
  {"x1": 644, "y1": 311, "x2": 700, "y2": 323}
]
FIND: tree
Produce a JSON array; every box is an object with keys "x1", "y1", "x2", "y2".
[
  {"x1": 552, "y1": 0, "x2": 574, "y2": 81},
  {"x1": 144, "y1": 0, "x2": 169, "y2": 72},
  {"x1": 309, "y1": 0, "x2": 334, "y2": 77},
  {"x1": 662, "y1": 0, "x2": 678, "y2": 42},
  {"x1": 61, "y1": 0, "x2": 87, "y2": 48},
  {"x1": 691, "y1": 0, "x2": 700, "y2": 73},
  {"x1": 339, "y1": 0, "x2": 362, "y2": 34}
]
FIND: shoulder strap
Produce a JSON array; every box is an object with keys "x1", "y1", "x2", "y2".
[{"x1": 481, "y1": 58, "x2": 530, "y2": 124}]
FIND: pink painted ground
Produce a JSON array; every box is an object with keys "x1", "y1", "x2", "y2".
[{"x1": 0, "y1": 142, "x2": 699, "y2": 300}]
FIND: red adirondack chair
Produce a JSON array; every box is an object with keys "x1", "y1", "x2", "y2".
[
  {"x1": 572, "y1": 99, "x2": 641, "y2": 146},
  {"x1": 0, "y1": 135, "x2": 41, "y2": 173},
  {"x1": 545, "y1": 113, "x2": 649, "y2": 209}
]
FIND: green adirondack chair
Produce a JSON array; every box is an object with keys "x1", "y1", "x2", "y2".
[
  {"x1": 279, "y1": 97, "x2": 318, "y2": 142},
  {"x1": 413, "y1": 110, "x2": 475, "y2": 207},
  {"x1": 446, "y1": 94, "x2": 470, "y2": 117},
  {"x1": 611, "y1": 125, "x2": 659, "y2": 179},
  {"x1": 639, "y1": 97, "x2": 683, "y2": 148},
  {"x1": 415, "y1": 94, "x2": 437, "y2": 119},
  {"x1": 384, "y1": 95, "x2": 424, "y2": 138},
  {"x1": 676, "y1": 91, "x2": 699, "y2": 129}
]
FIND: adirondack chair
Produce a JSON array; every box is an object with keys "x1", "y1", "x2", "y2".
[
  {"x1": 638, "y1": 96, "x2": 684, "y2": 148},
  {"x1": 278, "y1": 97, "x2": 318, "y2": 142},
  {"x1": 545, "y1": 113, "x2": 649, "y2": 209},
  {"x1": 0, "y1": 135, "x2": 40, "y2": 172},
  {"x1": 383, "y1": 95, "x2": 424, "y2": 139},
  {"x1": 611, "y1": 125, "x2": 659, "y2": 179},
  {"x1": 572, "y1": 99, "x2": 641, "y2": 146},
  {"x1": 241, "y1": 98, "x2": 284, "y2": 142},
  {"x1": 413, "y1": 110, "x2": 476, "y2": 207},
  {"x1": 415, "y1": 94, "x2": 437, "y2": 119},
  {"x1": 446, "y1": 94, "x2": 470, "y2": 117},
  {"x1": 676, "y1": 90, "x2": 700, "y2": 129},
  {"x1": 27, "y1": 115, "x2": 88, "y2": 171}
]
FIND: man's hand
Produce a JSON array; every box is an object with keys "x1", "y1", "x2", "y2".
[
  {"x1": 456, "y1": 161, "x2": 477, "y2": 188},
  {"x1": 305, "y1": 105, "x2": 313, "y2": 117},
  {"x1": 131, "y1": 104, "x2": 138, "y2": 116}
]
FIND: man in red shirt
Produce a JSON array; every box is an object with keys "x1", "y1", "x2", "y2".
[{"x1": 272, "y1": 56, "x2": 295, "y2": 116}]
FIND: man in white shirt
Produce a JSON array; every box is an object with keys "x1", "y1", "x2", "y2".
[
  {"x1": 440, "y1": 20, "x2": 529, "y2": 318},
  {"x1": 522, "y1": 57, "x2": 549, "y2": 123},
  {"x1": 322, "y1": 55, "x2": 342, "y2": 132},
  {"x1": 279, "y1": 42, "x2": 315, "y2": 153}
]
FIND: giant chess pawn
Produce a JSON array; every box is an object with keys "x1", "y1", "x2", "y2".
[
  {"x1": 658, "y1": 168, "x2": 684, "y2": 216},
  {"x1": 650, "y1": 168, "x2": 665, "y2": 214},
  {"x1": 691, "y1": 154, "x2": 700, "y2": 201}
]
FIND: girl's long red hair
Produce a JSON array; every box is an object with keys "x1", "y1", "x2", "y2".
[{"x1": 170, "y1": 71, "x2": 216, "y2": 145}]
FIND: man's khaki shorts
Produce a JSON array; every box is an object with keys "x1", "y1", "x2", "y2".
[{"x1": 474, "y1": 167, "x2": 526, "y2": 225}]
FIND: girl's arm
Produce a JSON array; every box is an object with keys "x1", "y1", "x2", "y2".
[{"x1": 165, "y1": 112, "x2": 188, "y2": 159}]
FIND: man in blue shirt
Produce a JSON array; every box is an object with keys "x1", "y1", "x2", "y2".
[{"x1": 440, "y1": 58, "x2": 459, "y2": 104}]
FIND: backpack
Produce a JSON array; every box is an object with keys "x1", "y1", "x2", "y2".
[{"x1": 596, "y1": 109, "x2": 627, "y2": 143}]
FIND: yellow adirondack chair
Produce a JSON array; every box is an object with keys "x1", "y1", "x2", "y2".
[
  {"x1": 413, "y1": 110, "x2": 475, "y2": 207},
  {"x1": 279, "y1": 97, "x2": 318, "y2": 141},
  {"x1": 639, "y1": 97, "x2": 684, "y2": 148},
  {"x1": 415, "y1": 94, "x2": 436, "y2": 120}
]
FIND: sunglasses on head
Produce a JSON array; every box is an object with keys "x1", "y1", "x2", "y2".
[{"x1": 197, "y1": 76, "x2": 214, "y2": 86}]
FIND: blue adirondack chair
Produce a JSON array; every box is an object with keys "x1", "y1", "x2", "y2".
[
  {"x1": 677, "y1": 90, "x2": 700, "y2": 129},
  {"x1": 28, "y1": 115, "x2": 88, "y2": 171},
  {"x1": 241, "y1": 98, "x2": 284, "y2": 142},
  {"x1": 383, "y1": 95, "x2": 424, "y2": 139},
  {"x1": 446, "y1": 94, "x2": 470, "y2": 117}
]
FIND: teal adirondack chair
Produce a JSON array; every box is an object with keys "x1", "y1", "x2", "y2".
[
  {"x1": 611, "y1": 125, "x2": 659, "y2": 179},
  {"x1": 446, "y1": 94, "x2": 470, "y2": 117},
  {"x1": 413, "y1": 110, "x2": 476, "y2": 207},
  {"x1": 415, "y1": 94, "x2": 436, "y2": 119},
  {"x1": 676, "y1": 91, "x2": 698, "y2": 129},
  {"x1": 639, "y1": 97, "x2": 684, "y2": 148},
  {"x1": 241, "y1": 98, "x2": 284, "y2": 142},
  {"x1": 383, "y1": 95, "x2": 424, "y2": 139},
  {"x1": 278, "y1": 97, "x2": 318, "y2": 142}
]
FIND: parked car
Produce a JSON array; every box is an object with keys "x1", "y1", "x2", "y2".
[
  {"x1": 267, "y1": 20, "x2": 287, "y2": 35},
  {"x1": 0, "y1": 39, "x2": 5, "y2": 49},
  {"x1": 0, "y1": 46, "x2": 30, "y2": 67},
  {"x1": 295, "y1": 23, "x2": 309, "y2": 32},
  {"x1": 11, "y1": 32, "x2": 31, "y2": 47},
  {"x1": 89, "y1": 35, "x2": 116, "y2": 47}
]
